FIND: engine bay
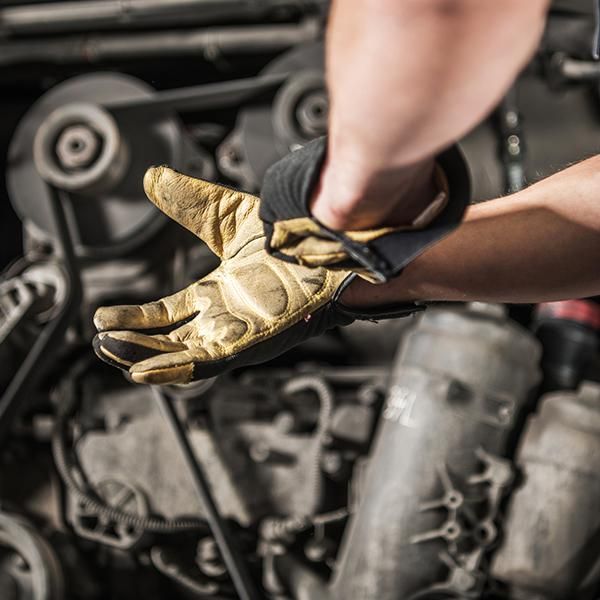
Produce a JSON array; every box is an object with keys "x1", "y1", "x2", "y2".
[{"x1": 1, "y1": 1, "x2": 600, "y2": 599}]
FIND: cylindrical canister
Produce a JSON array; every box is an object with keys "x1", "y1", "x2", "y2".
[
  {"x1": 331, "y1": 304, "x2": 541, "y2": 599},
  {"x1": 491, "y1": 382, "x2": 600, "y2": 600}
]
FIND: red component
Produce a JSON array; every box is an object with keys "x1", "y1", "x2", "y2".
[{"x1": 536, "y1": 300, "x2": 600, "y2": 331}]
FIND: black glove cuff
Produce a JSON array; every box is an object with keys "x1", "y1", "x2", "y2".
[{"x1": 260, "y1": 136, "x2": 471, "y2": 283}]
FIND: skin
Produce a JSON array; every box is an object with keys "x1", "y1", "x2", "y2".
[
  {"x1": 306, "y1": 0, "x2": 600, "y2": 306},
  {"x1": 341, "y1": 155, "x2": 600, "y2": 307},
  {"x1": 311, "y1": 0, "x2": 550, "y2": 230}
]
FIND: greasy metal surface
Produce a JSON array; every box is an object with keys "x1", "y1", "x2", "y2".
[
  {"x1": 0, "y1": 513, "x2": 64, "y2": 600},
  {"x1": 1, "y1": 7, "x2": 600, "y2": 598},
  {"x1": 491, "y1": 382, "x2": 600, "y2": 599},
  {"x1": 331, "y1": 304, "x2": 542, "y2": 599},
  {"x1": 152, "y1": 387, "x2": 261, "y2": 600},
  {"x1": 7, "y1": 73, "x2": 183, "y2": 257}
]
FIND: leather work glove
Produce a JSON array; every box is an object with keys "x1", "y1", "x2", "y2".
[
  {"x1": 260, "y1": 137, "x2": 470, "y2": 283},
  {"x1": 93, "y1": 167, "x2": 422, "y2": 385}
]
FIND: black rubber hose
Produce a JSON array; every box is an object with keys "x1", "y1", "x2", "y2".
[{"x1": 153, "y1": 387, "x2": 262, "y2": 600}]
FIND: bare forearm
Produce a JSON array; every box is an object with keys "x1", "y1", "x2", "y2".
[
  {"x1": 343, "y1": 156, "x2": 600, "y2": 306},
  {"x1": 313, "y1": 0, "x2": 549, "y2": 229},
  {"x1": 326, "y1": 0, "x2": 548, "y2": 167}
]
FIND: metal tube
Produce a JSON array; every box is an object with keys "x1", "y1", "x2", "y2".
[
  {"x1": 554, "y1": 53, "x2": 600, "y2": 81},
  {"x1": 0, "y1": 0, "x2": 326, "y2": 36},
  {"x1": 0, "y1": 21, "x2": 319, "y2": 67}
]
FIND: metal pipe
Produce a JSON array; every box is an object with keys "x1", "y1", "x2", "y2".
[
  {"x1": 553, "y1": 52, "x2": 600, "y2": 81},
  {"x1": 0, "y1": 0, "x2": 326, "y2": 37},
  {"x1": 0, "y1": 21, "x2": 319, "y2": 67}
]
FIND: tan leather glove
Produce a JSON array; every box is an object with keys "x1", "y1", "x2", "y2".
[
  {"x1": 260, "y1": 137, "x2": 470, "y2": 283},
  {"x1": 93, "y1": 167, "x2": 421, "y2": 384}
]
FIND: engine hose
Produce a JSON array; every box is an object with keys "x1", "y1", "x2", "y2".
[
  {"x1": 283, "y1": 375, "x2": 333, "y2": 516},
  {"x1": 51, "y1": 416, "x2": 207, "y2": 533}
]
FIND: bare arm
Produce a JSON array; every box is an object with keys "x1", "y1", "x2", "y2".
[
  {"x1": 311, "y1": 0, "x2": 549, "y2": 230},
  {"x1": 342, "y1": 156, "x2": 600, "y2": 307}
]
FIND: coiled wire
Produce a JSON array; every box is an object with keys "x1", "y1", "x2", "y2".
[{"x1": 51, "y1": 361, "x2": 207, "y2": 533}]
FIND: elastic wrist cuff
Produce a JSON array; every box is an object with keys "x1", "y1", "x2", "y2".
[{"x1": 260, "y1": 136, "x2": 470, "y2": 283}]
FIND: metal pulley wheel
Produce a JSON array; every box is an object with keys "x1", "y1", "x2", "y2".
[
  {"x1": 217, "y1": 42, "x2": 326, "y2": 191},
  {"x1": 0, "y1": 513, "x2": 64, "y2": 600},
  {"x1": 272, "y1": 68, "x2": 327, "y2": 153},
  {"x1": 7, "y1": 73, "x2": 209, "y2": 259}
]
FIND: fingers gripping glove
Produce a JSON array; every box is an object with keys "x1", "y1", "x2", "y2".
[
  {"x1": 93, "y1": 168, "x2": 422, "y2": 384},
  {"x1": 260, "y1": 137, "x2": 470, "y2": 283}
]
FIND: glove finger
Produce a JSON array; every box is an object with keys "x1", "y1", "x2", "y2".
[
  {"x1": 94, "y1": 285, "x2": 197, "y2": 332},
  {"x1": 129, "y1": 350, "x2": 201, "y2": 385},
  {"x1": 93, "y1": 330, "x2": 187, "y2": 370},
  {"x1": 143, "y1": 166, "x2": 259, "y2": 259}
]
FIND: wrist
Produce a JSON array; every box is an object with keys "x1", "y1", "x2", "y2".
[
  {"x1": 310, "y1": 153, "x2": 438, "y2": 231},
  {"x1": 340, "y1": 267, "x2": 423, "y2": 309}
]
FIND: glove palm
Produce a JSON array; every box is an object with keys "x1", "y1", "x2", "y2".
[{"x1": 93, "y1": 167, "x2": 350, "y2": 384}]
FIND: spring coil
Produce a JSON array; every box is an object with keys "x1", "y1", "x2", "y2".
[{"x1": 52, "y1": 415, "x2": 207, "y2": 533}]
